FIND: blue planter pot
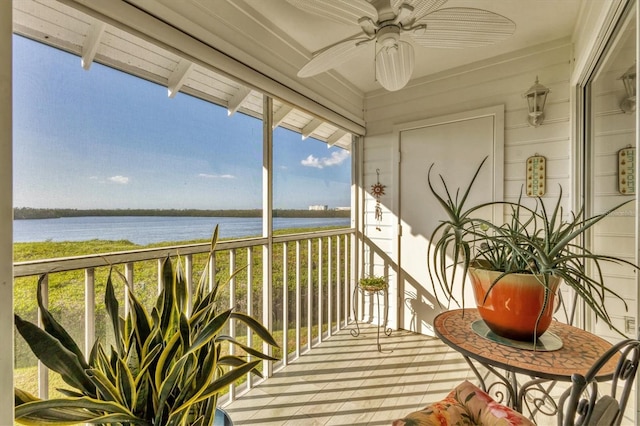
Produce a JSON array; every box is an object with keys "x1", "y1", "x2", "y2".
[{"x1": 214, "y1": 407, "x2": 233, "y2": 426}]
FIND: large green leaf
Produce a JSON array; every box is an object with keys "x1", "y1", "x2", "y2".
[
  {"x1": 128, "y1": 285, "x2": 153, "y2": 355},
  {"x1": 86, "y1": 369, "x2": 124, "y2": 405},
  {"x1": 116, "y1": 358, "x2": 136, "y2": 410},
  {"x1": 154, "y1": 332, "x2": 182, "y2": 390},
  {"x1": 15, "y1": 396, "x2": 142, "y2": 424},
  {"x1": 159, "y1": 256, "x2": 176, "y2": 335},
  {"x1": 186, "y1": 309, "x2": 233, "y2": 355},
  {"x1": 218, "y1": 336, "x2": 278, "y2": 361},
  {"x1": 154, "y1": 355, "x2": 190, "y2": 425},
  {"x1": 187, "y1": 360, "x2": 261, "y2": 406},
  {"x1": 14, "y1": 315, "x2": 95, "y2": 395},
  {"x1": 174, "y1": 255, "x2": 188, "y2": 314},
  {"x1": 231, "y1": 312, "x2": 280, "y2": 347}
]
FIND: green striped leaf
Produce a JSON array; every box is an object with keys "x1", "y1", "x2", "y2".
[
  {"x1": 104, "y1": 269, "x2": 124, "y2": 354},
  {"x1": 231, "y1": 312, "x2": 279, "y2": 347},
  {"x1": 186, "y1": 309, "x2": 233, "y2": 355},
  {"x1": 14, "y1": 315, "x2": 95, "y2": 395}
]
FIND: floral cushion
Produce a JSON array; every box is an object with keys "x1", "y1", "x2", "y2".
[{"x1": 391, "y1": 380, "x2": 535, "y2": 426}]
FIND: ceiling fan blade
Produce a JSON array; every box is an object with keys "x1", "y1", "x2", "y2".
[
  {"x1": 392, "y1": 0, "x2": 448, "y2": 24},
  {"x1": 298, "y1": 38, "x2": 373, "y2": 78},
  {"x1": 286, "y1": 0, "x2": 377, "y2": 26},
  {"x1": 410, "y1": 8, "x2": 516, "y2": 48}
]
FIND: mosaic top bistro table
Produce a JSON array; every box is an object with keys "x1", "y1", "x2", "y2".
[{"x1": 434, "y1": 309, "x2": 619, "y2": 420}]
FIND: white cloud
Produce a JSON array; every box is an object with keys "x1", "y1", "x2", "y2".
[
  {"x1": 301, "y1": 150, "x2": 350, "y2": 169},
  {"x1": 108, "y1": 175, "x2": 129, "y2": 184},
  {"x1": 198, "y1": 173, "x2": 236, "y2": 179}
]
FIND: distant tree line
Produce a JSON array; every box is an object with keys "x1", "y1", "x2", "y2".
[{"x1": 14, "y1": 207, "x2": 350, "y2": 220}]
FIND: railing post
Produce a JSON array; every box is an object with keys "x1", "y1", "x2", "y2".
[
  {"x1": 295, "y1": 240, "x2": 301, "y2": 358},
  {"x1": 307, "y1": 239, "x2": 313, "y2": 351},
  {"x1": 246, "y1": 247, "x2": 254, "y2": 387},
  {"x1": 328, "y1": 236, "x2": 333, "y2": 337},
  {"x1": 317, "y1": 238, "x2": 323, "y2": 343},
  {"x1": 282, "y1": 242, "x2": 288, "y2": 366},
  {"x1": 209, "y1": 254, "x2": 216, "y2": 292},
  {"x1": 37, "y1": 274, "x2": 49, "y2": 399},
  {"x1": 228, "y1": 249, "x2": 237, "y2": 400},
  {"x1": 84, "y1": 268, "x2": 95, "y2": 359},
  {"x1": 157, "y1": 258, "x2": 163, "y2": 295},
  {"x1": 337, "y1": 235, "x2": 342, "y2": 330},
  {"x1": 344, "y1": 235, "x2": 360, "y2": 320},
  {"x1": 184, "y1": 254, "x2": 193, "y2": 317}
]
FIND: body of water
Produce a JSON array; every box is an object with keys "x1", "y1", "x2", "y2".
[{"x1": 13, "y1": 216, "x2": 351, "y2": 245}]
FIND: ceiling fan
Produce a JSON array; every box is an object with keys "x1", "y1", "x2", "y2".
[{"x1": 287, "y1": 0, "x2": 516, "y2": 91}]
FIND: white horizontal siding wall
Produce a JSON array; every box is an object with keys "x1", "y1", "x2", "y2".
[
  {"x1": 359, "y1": 134, "x2": 399, "y2": 328},
  {"x1": 362, "y1": 38, "x2": 574, "y2": 332}
]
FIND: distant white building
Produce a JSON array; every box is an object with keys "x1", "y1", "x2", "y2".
[
  {"x1": 309, "y1": 205, "x2": 328, "y2": 211},
  {"x1": 334, "y1": 207, "x2": 350, "y2": 211}
]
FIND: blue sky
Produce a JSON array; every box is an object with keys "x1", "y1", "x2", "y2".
[{"x1": 12, "y1": 36, "x2": 351, "y2": 210}]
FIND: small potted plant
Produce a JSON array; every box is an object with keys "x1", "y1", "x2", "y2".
[
  {"x1": 359, "y1": 275, "x2": 388, "y2": 292},
  {"x1": 14, "y1": 227, "x2": 279, "y2": 425},
  {"x1": 428, "y1": 157, "x2": 639, "y2": 341}
]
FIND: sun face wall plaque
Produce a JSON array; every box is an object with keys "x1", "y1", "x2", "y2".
[
  {"x1": 526, "y1": 155, "x2": 546, "y2": 197},
  {"x1": 618, "y1": 146, "x2": 635, "y2": 195}
]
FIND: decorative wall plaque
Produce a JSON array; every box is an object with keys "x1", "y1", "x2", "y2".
[
  {"x1": 526, "y1": 155, "x2": 546, "y2": 197},
  {"x1": 618, "y1": 146, "x2": 635, "y2": 195},
  {"x1": 370, "y1": 168, "x2": 386, "y2": 231}
]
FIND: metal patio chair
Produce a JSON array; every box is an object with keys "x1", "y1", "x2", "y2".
[{"x1": 557, "y1": 337, "x2": 640, "y2": 426}]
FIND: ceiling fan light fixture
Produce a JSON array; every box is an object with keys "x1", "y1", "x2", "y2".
[{"x1": 375, "y1": 40, "x2": 414, "y2": 91}]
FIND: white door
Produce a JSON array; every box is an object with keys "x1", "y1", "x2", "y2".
[{"x1": 397, "y1": 106, "x2": 504, "y2": 335}]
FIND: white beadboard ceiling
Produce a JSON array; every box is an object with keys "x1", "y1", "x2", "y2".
[{"x1": 12, "y1": 0, "x2": 584, "y2": 146}]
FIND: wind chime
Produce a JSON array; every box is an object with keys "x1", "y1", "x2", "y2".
[{"x1": 370, "y1": 169, "x2": 386, "y2": 231}]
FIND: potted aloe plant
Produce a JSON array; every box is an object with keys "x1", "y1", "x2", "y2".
[
  {"x1": 14, "y1": 227, "x2": 278, "y2": 425},
  {"x1": 428, "y1": 157, "x2": 638, "y2": 341}
]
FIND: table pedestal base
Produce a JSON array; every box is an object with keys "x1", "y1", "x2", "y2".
[{"x1": 463, "y1": 355, "x2": 563, "y2": 421}]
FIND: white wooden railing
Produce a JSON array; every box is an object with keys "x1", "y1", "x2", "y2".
[{"x1": 13, "y1": 228, "x2": 360, "y2": 404}]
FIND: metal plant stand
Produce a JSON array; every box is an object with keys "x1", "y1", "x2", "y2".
[{"x1": 351, "y1": 284, "x2": 392, "y2": 352}]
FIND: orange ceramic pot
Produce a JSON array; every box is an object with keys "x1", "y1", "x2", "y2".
[{"x1": 468, "y1": 267, "x2": 561, "y2": 341}]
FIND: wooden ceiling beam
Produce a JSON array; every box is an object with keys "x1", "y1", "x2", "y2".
[
  {"x1": 327, "y1": 129, "x2": 347, "y2": 146},
  {"x1": 167, "y1": 58, "x2": 194, "y2": 98},
  {"x1": 227, "y1": 86, "x2": 252, "y2": 116},
  {"x1": 81, "y1": 21, "x2": 106, "y2": 70},
  {"x1": 301, "y1": 118, "x2": 323, "y2": 140},
  {"x1": 273, "y1": 105, "x2": 293, "y2": 129}
]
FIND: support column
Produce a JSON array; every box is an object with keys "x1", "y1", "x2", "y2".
[
  {"x1": 0, "y1": 0, "x2": 13, "y2": 423},
  {"x1": 262, "y1": 95, "x2": 273, "y2": 377}
]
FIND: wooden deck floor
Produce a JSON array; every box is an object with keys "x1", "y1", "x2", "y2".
[{"x1": 223, "y1": 324, "x2": 477, "y2": 425}]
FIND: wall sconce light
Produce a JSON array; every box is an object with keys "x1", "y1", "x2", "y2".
[
  {"x1": 524, "y1": 76, "x2": 550, "y2": 127},
  {"x1": 619, "y1": 64, "x2": 636, "y2": 114}
]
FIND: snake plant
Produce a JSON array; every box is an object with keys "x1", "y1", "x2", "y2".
[
  {"x1": 14, "y1": 226, "x2": 279, "y2": 425},
  {"x1": 427, "y1": 156, "x2": 638, "y2": 334}
]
